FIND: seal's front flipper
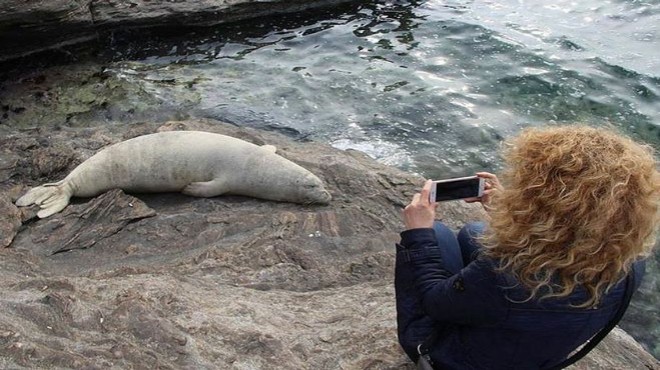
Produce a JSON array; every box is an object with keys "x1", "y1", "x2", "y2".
[
  {"x1": 15, "y1": 181, "x2": 73, "y2": 218},
  {"x1": 182, "y1": 179, "x2": 227, "y2": 198}
]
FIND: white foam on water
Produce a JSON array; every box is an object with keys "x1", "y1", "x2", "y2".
[{"x1": 331, "y1": 137, "x2": 414, "y2": 168}]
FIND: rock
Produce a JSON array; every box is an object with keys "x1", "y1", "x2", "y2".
[
  {"x1": 16, "y1": 189, "x2": 156, "y2": 255},
  {"x1": 0, "y1": 119, "x2": 657, "y2": 369},
  {"x1": 90, "y1": 0, "x2": 353, "y2": 28},
  {"x1": 0, "y1": 152, "x2": 19, "y2": 183},
  {"x1": 0, "y1": 192, "x2": 21, "y2": 247},
  {"x1": 569, "y1": 327, "x2": 660, "y2": 370},
  {"x1": 0, "y1": 0, "x2": 360, "y2": 62},
  {"x1": 0, "y1": 0, "x2": 95, "y2": 61},
  {"x1": 29, "y1": 144, "x2": 79, "y2": 180}
]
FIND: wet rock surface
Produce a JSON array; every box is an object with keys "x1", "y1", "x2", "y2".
[
  {"x1": 0, "y1": 119, "x2": 658, "y2": 369},
  {"x1": 0, "y1": 0, "x2": 357, "y2": 62}
]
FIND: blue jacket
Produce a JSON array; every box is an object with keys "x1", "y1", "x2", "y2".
[{"x1": 395, "y1": 228, "x2": 644, "y2": 370}]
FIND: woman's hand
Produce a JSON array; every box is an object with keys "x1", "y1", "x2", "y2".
[
  {"x1": 465, "y1": 172, "x2": 502, "y2": 209},
  {"x1": 403, "y1": 179, "x2": 437, "y2": 230}
]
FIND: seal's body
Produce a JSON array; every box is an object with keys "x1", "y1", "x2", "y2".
[{"x1": 16, "y1": 131, "x2": 331, "y2": 218}]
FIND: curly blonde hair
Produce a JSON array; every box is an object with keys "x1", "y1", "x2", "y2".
[{"x1": 483, "y1": 125, "x2": 660, "y2": 307}]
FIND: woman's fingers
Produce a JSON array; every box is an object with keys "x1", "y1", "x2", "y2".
[
  {"x1": 464, "y1": 172, "x2": 501, "y2": 211},
  {"x1": 420, "y1": 179, "x2": 433, "y2": 205},
  {"x1": 408, "y1": 180, "x2": 434, "y2": 207},
  {"x1": 477, "y1": 172, "x2": 502, "y2": 190},
  {"x1": 402, "y1": 180, "x2": 437, "y2": 230},
  {"x1": 476, "y1": 171, "x2": 497, "y2": 179}
]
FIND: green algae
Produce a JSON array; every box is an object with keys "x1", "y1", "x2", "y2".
[{"x1": 0, "y1": 62, "x2": 200, "y2": 129}]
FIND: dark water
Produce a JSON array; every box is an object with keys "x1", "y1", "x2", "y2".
[{"x1": 95, "y1": 0, "x2": 660, "y2": 357}]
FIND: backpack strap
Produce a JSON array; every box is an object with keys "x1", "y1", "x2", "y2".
[
  {"x1": 545, "y1": 265, "x2": 637, "y2": 370},
  {"x1": 417, "y1": 329, "x2": 441, "y2": 368}
]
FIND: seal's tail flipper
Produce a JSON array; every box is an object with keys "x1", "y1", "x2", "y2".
[{"x1": 15, "y1": 181, "x2": 72, "y2": 218}]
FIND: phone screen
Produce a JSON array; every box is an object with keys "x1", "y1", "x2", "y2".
[{"x1": 432, "y1": 177, "x2": 482, "y2": 202}]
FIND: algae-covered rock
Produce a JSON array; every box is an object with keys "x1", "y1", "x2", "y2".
[{"x1": 0, "y1": 63, "x2": 163, "y2": 128}]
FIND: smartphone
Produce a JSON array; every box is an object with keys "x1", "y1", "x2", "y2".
[{"x1": 429, "y1": 175, "x2": 485, "y2": 202}]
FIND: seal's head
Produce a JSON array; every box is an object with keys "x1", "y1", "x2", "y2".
[
  {"x1": 296, "y1": 173, "x2": 332, "y2": 205},
  {"x1": 244, "y1": 152, "x2": 332, "y2": 205}
]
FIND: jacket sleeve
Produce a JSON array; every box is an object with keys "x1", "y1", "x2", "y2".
[
  {"x1": 395, "y1": 249, "x2": 435, "y2": 361},
  {"x1": 396, "y1": 228, "x2": 507, "y2": 326}
]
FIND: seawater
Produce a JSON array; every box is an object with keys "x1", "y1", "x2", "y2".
[{"x1": 103, "y1": 0, "x2": 659, "y2": 357}]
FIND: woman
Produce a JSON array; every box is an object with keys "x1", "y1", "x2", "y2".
[{"x1": 395, "y1": 126, "x2": 659, "y2": 369}]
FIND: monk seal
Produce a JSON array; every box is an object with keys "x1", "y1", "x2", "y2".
[{"x1": 16, "y1": 131, "x2": 332, "y2": 218}]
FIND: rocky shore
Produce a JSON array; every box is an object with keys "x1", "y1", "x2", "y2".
[
  {"x1": 1, "y1": 1, "x2": 658, "y2": 368},
  {"x1": 0, "y1": 119, "x2": 658, "y2": 369}
]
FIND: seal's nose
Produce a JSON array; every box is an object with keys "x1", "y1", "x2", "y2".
[{"x1": 312, "y1": 189, "x2": 331, "y2": 204}]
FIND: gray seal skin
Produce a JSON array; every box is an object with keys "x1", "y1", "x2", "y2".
[{"x1": 16, "y1": 131, "x2": 332, "y2": 218}]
